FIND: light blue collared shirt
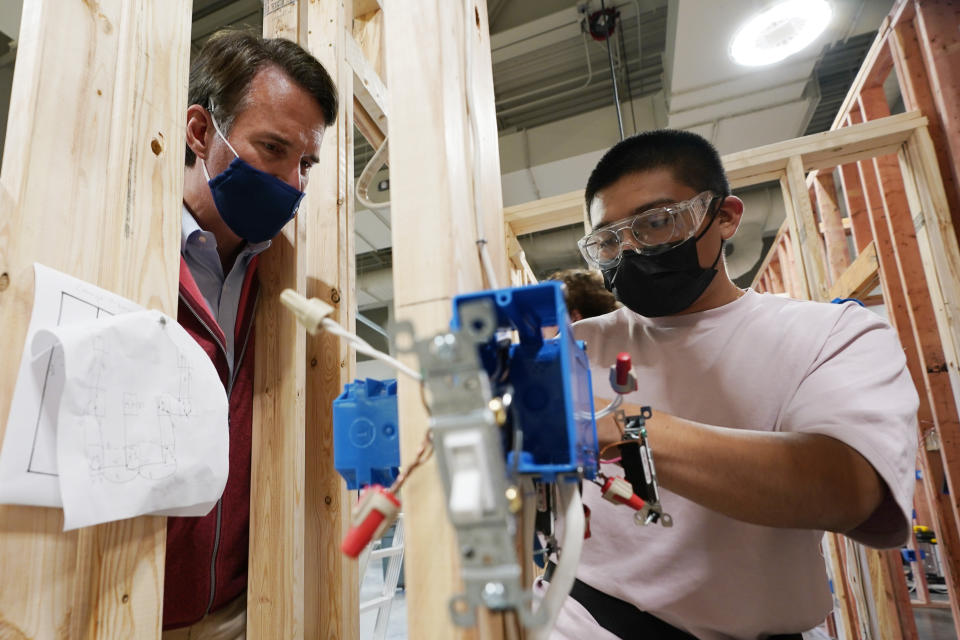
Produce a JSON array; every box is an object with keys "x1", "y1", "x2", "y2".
[{"x1": 181, "y1": 205, "x2": 270, "y2": 380}]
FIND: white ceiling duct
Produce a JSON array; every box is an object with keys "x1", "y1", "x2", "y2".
[{"x1": 724, "y1": 222, "x2": 764, "y2": 279}]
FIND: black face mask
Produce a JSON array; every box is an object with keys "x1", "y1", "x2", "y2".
[{"x1": 602, "y1": 211, "x2": 723, "y2": 318}]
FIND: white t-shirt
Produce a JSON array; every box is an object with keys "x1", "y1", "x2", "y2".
[{"x1": 547, "y1": 290, "x2": 918, "y2": 640}]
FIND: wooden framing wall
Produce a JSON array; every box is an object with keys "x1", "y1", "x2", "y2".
[
  {"x1": 249, "y1": 2, "x2": 357, "y2": 638},
  {"x1": 751, "y1": 2, "x2": 960, "y2": 636},
  {"x1": 0, "y1": 1, "x2": 191, "y2": 637}
]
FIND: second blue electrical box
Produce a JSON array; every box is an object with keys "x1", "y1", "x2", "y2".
[{"x1": 333, "y1": 378, "x2": 400, "y2": 489}]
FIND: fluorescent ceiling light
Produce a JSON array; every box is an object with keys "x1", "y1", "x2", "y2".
[{"x1": 730, "y1": 0, "x2": 832, "y2": 67}]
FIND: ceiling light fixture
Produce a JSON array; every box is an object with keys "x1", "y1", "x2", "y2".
[{"x1": 730, "y1": 0, "x2": 833, "y2": 67}]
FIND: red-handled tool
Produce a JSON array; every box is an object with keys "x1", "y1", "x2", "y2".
[{"x1": 341, "y1": 485, "x2": 401, "y2": 558}]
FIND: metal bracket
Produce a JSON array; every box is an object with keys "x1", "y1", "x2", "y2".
[{"x1": 620, "y1": 410, "x2": 672, "y2": 528}]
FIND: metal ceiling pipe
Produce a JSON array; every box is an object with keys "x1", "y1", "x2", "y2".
[{"x1": 599, "y1": 0, "x2": 625, "y2": 140}]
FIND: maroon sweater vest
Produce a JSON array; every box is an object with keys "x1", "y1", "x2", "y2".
[{"x1": 163, "y1": 256, "x2": 260, "y2": 629}]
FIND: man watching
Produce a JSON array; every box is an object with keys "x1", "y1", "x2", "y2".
[
  {"x1": 548, "y1": 130, "x2": 918, "y2": 639},
  {"x1": 164, "y1": 31, "x2": 337, "y2": 638}
]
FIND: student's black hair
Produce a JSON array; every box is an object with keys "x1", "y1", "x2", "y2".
[{"x1": 584, "y1": 129, "x2": 730, "y2": 211}]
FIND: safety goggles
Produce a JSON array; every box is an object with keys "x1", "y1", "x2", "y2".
[{"x1": 577, "y1": 191, "x2": 718, "y2": 268}]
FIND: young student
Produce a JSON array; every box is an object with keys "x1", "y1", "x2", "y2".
[{"x1": 546, "y1": 130, "x2": 918, "y2": 640}]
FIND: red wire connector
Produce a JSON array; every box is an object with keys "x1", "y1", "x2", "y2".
[
  {"x1": 599, "y1": 476, "x2": 646, "y2": 512},
  {"x1": 609, "y1": 352, "x2": 637, "y2": 395},
  {"x1": 583, "y1": 504, "x2": 592, "y2": 540},
  {"x1": 341, "y1": 484, "x2": 401, "y2": 558}
]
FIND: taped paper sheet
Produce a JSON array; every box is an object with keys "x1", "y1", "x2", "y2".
[{"x1": 0, "y1": 264, "x2": 229, "y2": 530}]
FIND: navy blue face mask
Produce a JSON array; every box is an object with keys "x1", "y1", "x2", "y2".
[{"x1": 202, "y1": 114, "x2": 305, "y2": 244}]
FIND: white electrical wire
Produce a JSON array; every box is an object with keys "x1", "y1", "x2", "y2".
[
  {"x1": 593, "y1": 394, "x2": 623, "y2": 419},
  {"x1": 320, "y1": 317, "x2": 422, "y2": 382},
  {"x1": 576, "y1": 394, "x2": 623, "y2": 421},
  {"x1": 464, "y1": 0, "x2": 500, "y2": 291},
  {"x1": 531, "y1": 482, "x2": 585, "y2": 640},
  {"x1": 356, "y1": 136, "x2": 390, "y2": 211}
]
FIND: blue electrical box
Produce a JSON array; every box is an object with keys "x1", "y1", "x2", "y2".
[
  {"x1": 451, "y1": 282, "x2": 598, "y2": 482},
  {"x1": 333, "y1": 378, "x2": 400, "y2": 489}
]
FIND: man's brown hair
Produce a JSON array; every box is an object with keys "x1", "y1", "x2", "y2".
[
  {"x1": 185, "y1": 29, "x2": 338, "y2": 166},
  {"x1": 548, "y1": 268, "x2": 620, "y2": 319}
]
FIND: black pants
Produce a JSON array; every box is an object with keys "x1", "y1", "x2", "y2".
[{"x1": 544, "y1": 562, "x2": 803, "y2": 640}]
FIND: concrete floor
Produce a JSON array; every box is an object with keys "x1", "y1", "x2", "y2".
[{"x1": 914, "y1": 606, "x2": 956, "y2": 640}]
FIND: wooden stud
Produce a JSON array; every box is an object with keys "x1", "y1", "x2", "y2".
[
  {"x1": 841, "y1": 538, "x2": 874, "y2": 638},
  {"x1": 837, "y1": 160, "x2": 875, "y2": 254},
  {"x1": 864, "y1": 547, "x2": 917, "y2": 640},
  {"x1": 824, "y1": 534, "x2": 860, "y2": 640},
  {"x1": 909, "y1": 473, "x2": 933, "y2": 606},
  {"x1": 346, "y1": 32, "x2": 389, "y2": 135},
  {"x1": 774, "y1": 242, "x2": 789, "y2": 295},
  {"x1": 0, "y1": 1, "x2": 191, "y2": 637},
  {"x1": 504, "y1": 189, "x2": 585, "y2": 236},
  {"x1": 911, "y1": 0, "x2": 960, "y2": 237},
  {"x1": 355, "y1": 97, "x2": 386, "y2": 148},
  {"x1": 249, "y1": 2, "x2": 357, "y2": 638},
  {"x1": 750, "y1": 218, "x2": 787, "y2": 291},
  {"x1": 778, "y1": 235, "x2": 799, "y2": 298},
  {"x1": 900, "y1": 128, "x2": 960, "y2": 441},
  {"x1": 889, "y1": 13, "x2": 960, "y2": 238},
  {"x1": 782, "y1": 156, "x2": 828, "y2": 301},
  {"x1": 354, "y1": 0, "x2": 382, "y2": 16},
  {"x1": 505, "y1": 226, "x2": 538, "y2": 286},
  {"x1": 385, "y1": 1, "x2": 512, "y2": 638},
  {"x1": 249, "y1": 3, "x2": 308, "y2": 636},
  {"x1": 723, "y1": 111, "x2": 924, "y2": 186},
  {"x1": 305, "y1": 2, "x2": 359, "y2": 637},
  {"x1": 352, "y1": 8, "x2": 385, "y2": 80},
  {"x1": 829, "y1": 20, "x2": 895, "y2": 131},
  {"x1": 766, "y1": 258, "x2": 784, "y2": 294},
  {"x1": 850, "y1": 93, "x2": 960, "y2": 631},
  {"x1": 814, "y1": 172, "x2": 851, "y2": 284},
  {"x1": 827, "y1": 241, "x2": 878, "y2": 301}
]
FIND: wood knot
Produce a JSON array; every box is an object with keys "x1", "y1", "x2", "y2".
[
  {"x1": 0, "y1": 272, "x2": 9, "y2": 291},
  {"x1": 324, "y1": 496, "x2": 332, "y2": 505},
  {"x1": 150, "y1": 138, "x2": 163, "y2": 156},
  {"x1": 330, "y1": 288, "x2": 340, "y2": 304},
  {"x1": 121, "y1": 594, "x2": 130, "y2": 604},
  {"x1": 475, "y1": 6, "x2": 481, "y2": 27},
  {"x1": 310, "y1": 357, "x2": 318, "y2": 367}
]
